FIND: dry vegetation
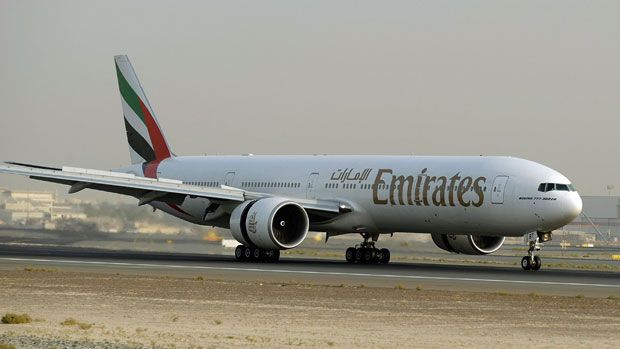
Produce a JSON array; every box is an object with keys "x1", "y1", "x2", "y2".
[
  {"x1": 61, "y1": 318, "x2": 93, "y2": 330},
  {"x1": 1, "y1": 313, "x2": 31, "y2": 325},
  {"x1": 23, "y1": 267, "x2": 56, "y2": 273}
]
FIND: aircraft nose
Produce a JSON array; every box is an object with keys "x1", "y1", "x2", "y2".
[
  {"x1": 544, "y1": 193, "x2": 582, "y2": 230},
  {"x1": 564, "y1": 193, "x2": 583, "y2": 223}
]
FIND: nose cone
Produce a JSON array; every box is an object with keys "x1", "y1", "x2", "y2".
[
  {"x1": 566, "y1": 193, "x2": 583, "y2": 222},
  {"x1": 543, "y1": 193, "x2": 582, "y2": 230}
]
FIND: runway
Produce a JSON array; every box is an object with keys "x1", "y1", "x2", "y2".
[{"x1": 0, "y1": 244, "x2": 618, "y2": 297}]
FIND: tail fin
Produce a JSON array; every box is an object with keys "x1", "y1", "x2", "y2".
[{"x1": 114, "y1": 55, "x2": 173, "y2": 164}]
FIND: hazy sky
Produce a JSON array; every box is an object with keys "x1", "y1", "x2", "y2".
[{"x1": 0, "y1": 0, "x2": 618, "y2": 198}]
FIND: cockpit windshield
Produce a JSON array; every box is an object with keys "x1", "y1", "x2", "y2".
[{"x1": 538, "y1": 183, "x2": 576, "y2": 192}]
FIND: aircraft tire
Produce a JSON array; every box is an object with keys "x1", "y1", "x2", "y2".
[
  {"x1": 532, "y1": 256, "x2": 542, "y2": 270},
  {"x1": 521, "y1": 256, "x2": 532, "y2": 270},
  {"x1": 235, "y1": 245, "x2": 246, "y2": 261},
  {"x1": 379, "y1": 248, "x2": 390, "y2": 264},
  {"x1": 354, "y1": 248, "x2": 363, "y2": 262},
  {"x1": 345, "y1": 247, "x2": 356, "y2": 263}
]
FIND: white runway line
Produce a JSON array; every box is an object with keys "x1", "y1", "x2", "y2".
[{"x1": 1, "y1": 257, "x2": 619, "y2": 289}]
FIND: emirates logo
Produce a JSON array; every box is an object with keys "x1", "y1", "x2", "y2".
[{"x1": 247, "y1": 212, "x2": 257, "y2": 234}]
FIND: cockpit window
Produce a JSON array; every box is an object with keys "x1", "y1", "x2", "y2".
[{"x1": 538, "y1": 182, "x2": 576, "y2": 192}]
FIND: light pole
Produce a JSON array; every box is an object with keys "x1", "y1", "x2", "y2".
[{"x1": 606, "y1": 184, "x2": 614, "y2": 241}]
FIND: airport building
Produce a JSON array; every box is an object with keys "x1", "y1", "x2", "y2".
[
  {"x1": 0, "y1": 189, "x2": 55, "y2": 224},
  {"x1": 0, "y1": 189, "x2": 86, "y2": 227}
]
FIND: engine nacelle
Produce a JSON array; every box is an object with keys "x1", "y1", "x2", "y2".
[
  {"x1": 431, "y1": 233, "x2": 505, "y2": 255},
  {"x1": 230, "y1": 198, "x2": 309, "y2": 250}
]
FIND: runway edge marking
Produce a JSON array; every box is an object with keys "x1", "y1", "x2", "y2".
[{"x1": 1, "y1": 257, "x2": 619, "y2": 289}]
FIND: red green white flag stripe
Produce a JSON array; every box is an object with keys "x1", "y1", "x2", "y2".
[{"x1": 115, "y1": 55, "x2": 172, "y2": 165}]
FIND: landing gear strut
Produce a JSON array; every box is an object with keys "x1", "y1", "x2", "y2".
[
  {"x1": 521, "y1": 231, "x2": 551, "y2": 271},
  {"x1": 235, "y1": 245, "x2": 280, "y2": 263},
  {"x1": 345, "y1": 233, "x2": 390, "y2": 264}
]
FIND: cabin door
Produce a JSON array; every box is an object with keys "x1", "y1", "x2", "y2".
[
  {"x1": 224, "y1": 172, "x2": 236, "y2": 187},
  {"x1": 491, "y1": 175, "x2": 509, "y2": 204},
  {"x1": 306, "y1": 173, "x2": 319, "y2": 199}
]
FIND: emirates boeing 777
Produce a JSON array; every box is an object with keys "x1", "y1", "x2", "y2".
[{"x1": 0, "y1": 55, "x2": 582, "y2": 270}]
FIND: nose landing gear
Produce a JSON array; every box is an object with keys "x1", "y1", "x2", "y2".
[
  {"x1": 345, "y1": 233, "x2": 391, "y2": 264},
  {"x1": 521, "y1": 231, "x2": 551, "y2": 271}
]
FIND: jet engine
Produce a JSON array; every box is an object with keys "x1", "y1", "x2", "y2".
[
  {"x1": 230, "y1": 197, "x2": 309, "y2": 250},
  {"x1": 431, "y1": 233, "x2": 505, "y2": 255}
]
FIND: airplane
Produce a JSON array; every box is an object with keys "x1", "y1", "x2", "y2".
[{"x1": 0, "y1": 55, "x2": 583, "y2": 271}]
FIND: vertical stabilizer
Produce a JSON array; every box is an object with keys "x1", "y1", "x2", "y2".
[{"x1": 115, "y1": 55, "x2": 173, "y2": 164}]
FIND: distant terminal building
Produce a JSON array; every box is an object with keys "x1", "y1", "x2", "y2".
[
  {"x1": 0, "y1": 189, "x2": 55, "y2": 224},
  {"x1": 0, "y1": 189, "x2": 86, "y2": 227},
  {"x1": 564, "y1": 196, "x2": 620, "y2": 243}
]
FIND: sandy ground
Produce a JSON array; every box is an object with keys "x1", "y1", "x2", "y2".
[{"x1": 0, "y1": 269, "x2": 618, "y2": 349}]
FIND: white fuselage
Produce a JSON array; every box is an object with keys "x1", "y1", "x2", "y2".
[{"x1": 124, "y1": 155, "x2": 582, "y2": 237}]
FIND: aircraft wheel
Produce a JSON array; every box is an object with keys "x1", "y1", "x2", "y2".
[
  {"x1": 354, "y1": 248, "x2": 363, "y2": 262},
  {"x1": 345, "y1": 247, "x2": 356, "y2": 263},
  {"x1": 243, "y1": 246, "x2": 253, "y2": 260},
  {"x1": 532, "y1": 256, "x2": 542, "y2": 271},
  {"x1": 521, "y1": 256, "x2": 532, "y2": 270},
  {"x1": 379, "y1": 248, "x2": 391, "y2": 264},
  {"x1": 235, "y1": 245, "x2": 246, "y2": 261},
  {"x1": 252, "y1": 247, "x2": 262, "y2": 261}
]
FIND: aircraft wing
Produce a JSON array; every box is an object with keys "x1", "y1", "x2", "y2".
[{"x1": 0, "y1": 162, "x2": 342, "y2": 213}]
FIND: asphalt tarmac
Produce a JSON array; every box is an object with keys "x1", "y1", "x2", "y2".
[{"x1": 0, "y1": 244, "x2": 618, "y2": 297}]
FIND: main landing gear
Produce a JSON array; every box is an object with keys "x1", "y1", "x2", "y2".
[
  {"x1": 235, "y1": 245, "x2": 280, "y2": 263},
  {"x1": 345, "y1": 233, "x2": 391, "y2": 264},
  {"x1": 520, "y1": 231, "x2": 551, "y2": 271}
]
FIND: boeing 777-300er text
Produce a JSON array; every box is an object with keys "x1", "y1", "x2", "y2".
[{"x1": 0, "y1": 56, "x2": 583, "y2": 270}]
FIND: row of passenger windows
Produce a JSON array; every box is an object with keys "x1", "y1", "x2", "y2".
[
  {"x1": 325, "y1": 182, "x2": 488, "y2": 191},
  {"x1": 325, "y1": 183, "x2": 368, "y2": 189},
  {"x1": 184, "y1": 181, "x2": 219, "y2": 187},
  {"x1": 242, "y1": 181, "x2": 301, "y2": 189},
  {"x1": 538, "y1": 183, "x2": 576, "y2": 192},
  {"x1": 184, "y1": 179, "x2": 492, "y2": 192}
]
